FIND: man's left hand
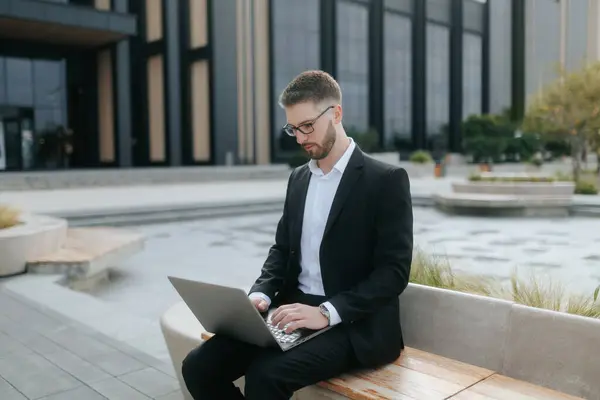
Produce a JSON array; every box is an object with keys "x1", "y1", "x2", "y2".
[{"x1": 270, "y1": 303, "x2": 329, "y2": 333}]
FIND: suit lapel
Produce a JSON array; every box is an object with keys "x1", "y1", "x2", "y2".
[
  {"x1": 292, "y1": 165, "x2": 311, "y2": 248},
  {"x1": 323, "y1": 147, "x2": 364, "y2": 237}
]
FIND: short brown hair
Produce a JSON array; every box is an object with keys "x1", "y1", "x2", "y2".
[{"x1": 278, "y1": 70, "x2": 342, "y2": 108}]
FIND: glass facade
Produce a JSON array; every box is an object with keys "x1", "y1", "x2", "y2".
[
  {"x1": 384, "y1": 12, "x2": 412, "y2": 148},
  {"x1": 0, "y1": 57, "x2": 67, "y2": 171},
  {"x1": 336, "y1": 1, "x2": 370, "y2": 134},
  {"x1": 265, "y1": 0, "x2": 489, "y2": 159},
  {"x1": 463, "y1": 0, "x2": 485, "y2": 120},
  {"x1": 463, "y1": 32, "x2": 483, "y2": 119},
  {"x1": 426, "y1": 23, "x2": 450, "y2": 138},
  {"x1": 0, "y1": 0, "x2": 491, "y2": 170},
  {"x1": 271, "y1": 0, "x2": 321, "y2": 154}
]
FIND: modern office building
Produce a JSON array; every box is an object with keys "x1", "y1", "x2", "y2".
[
  {"x1": 0, "y1": 0, "x2": 595, "y2": 171},
  {"x1": 489, "y1": 0, "x2": 596, "y2": 121}
]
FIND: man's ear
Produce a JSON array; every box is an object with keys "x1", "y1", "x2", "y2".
[{"x1": 334, "y1": 104, "x2": 343, "y2": 125}]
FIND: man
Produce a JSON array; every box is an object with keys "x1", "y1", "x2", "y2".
[{"x1": 181, "y1": 70, "x2": 413, "y2": 399}]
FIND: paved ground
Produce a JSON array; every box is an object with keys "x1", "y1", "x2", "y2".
[
  {"x1": 0, "y1": 164, "x2": 292, "y2": 191},
  {"x1": 1, "y1": 156, "x2": 592, "y2": 191},
  {"x1": 0, "y1": 286, "x2": 182, "y2": 400},
  {"x1": 2, "y1": 176, "x2": 599, "y2": 218}
]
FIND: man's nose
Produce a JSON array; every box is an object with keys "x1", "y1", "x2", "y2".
[{"x1": 296, "y1": 133, "x2": 306, "y2": 145}]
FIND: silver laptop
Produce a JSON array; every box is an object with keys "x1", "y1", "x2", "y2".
[{"x1": 168, "y1": 276, "x2": 332, "y2": 351}]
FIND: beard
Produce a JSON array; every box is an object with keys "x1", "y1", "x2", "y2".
[{"x1": 303, "y1": 122, "x2": 337, "y2": 160}]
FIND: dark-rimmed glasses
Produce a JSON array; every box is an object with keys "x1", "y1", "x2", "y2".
[{"x1": 282, "y1": 105, "x2": 334, "y2": 137}]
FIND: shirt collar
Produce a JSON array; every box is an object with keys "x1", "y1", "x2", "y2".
[{"x1": 308, "y1": 137, "x2": 356, "y2": 176}]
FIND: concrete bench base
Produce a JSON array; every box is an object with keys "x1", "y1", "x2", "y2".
[
  {"x1": 0, "y1": 213, "x2": 67, "y2": 277},
  {"x1": 160, "y1": 284, "x2": 597, "y2": 399},
  {"x1": 27, "y1": 227, "x2": 144, "y2": 291}
]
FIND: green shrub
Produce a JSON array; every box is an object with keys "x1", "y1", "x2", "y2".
[
  {"x1": 554, "y1": 171, "x2": 573, "y2": 182},
  {"x1": 502, "y1": 271, "x2": 600, "y2": 318},
  {"x1": 0, "y1": 205, "x2": 20, "y2": 229},
  {"x1": 528, "y1": 155, "x2": 543, "y2": 167},
  {"x1": 575, "y1": 180, "x2": 599, "y2": 195},
  {"x1": 410, "y1": 249, "x2": 600, "y2": 319},
  {"x1": 545, "y1": 137, "x2": 572, "y2": 158},
  {"x1": 461, "y1": 114, "x2": 515, "y2": 163},
  {"x1": 410, "y1": 249, "x2": 493, "y2": 296},
  {"x1": 347, "y1": 127, "x2": 380, "y2": 153},
  {"x1": 409, "y1": 150, "x2": 433, "y2": 164}
]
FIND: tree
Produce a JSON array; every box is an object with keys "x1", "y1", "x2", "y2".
[
  {"x1": 522, "y1": 62, "x2": 600, "y2": 181},
  {"x1": 588, "y1": 129, "x2": 600, "y2": 175}
]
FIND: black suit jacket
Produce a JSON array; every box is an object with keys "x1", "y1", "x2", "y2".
[{"x1": 249, "y1": 145, "x2": 414, "y2": 368}]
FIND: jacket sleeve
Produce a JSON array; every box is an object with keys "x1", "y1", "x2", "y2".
[
  {"x1": 327, "y1": 167, "x2": 413, "y2": 323},
  {"x1": 248, "y1": 169, "x2": 295, "y2": 300}
]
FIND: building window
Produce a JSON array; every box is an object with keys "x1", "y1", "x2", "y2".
[
  {"x1": 427, "y1": 0, "x2": 451, "y2": 24},
  {"x1": 384, "y1": 12, "x2": 412, "y2": 149},
  {"x1": 0, "y1": 57, "x2": 67, "y2": 171},
  {"x1": 94, "y1": 0, "x2": 111, "y2": 10},
  {"x1": 271, "y1": 0, "x2": 320, "y2": 154},
  {"x1": 463, "y1": 32, "x2": 483, "y2": 119},
  {"x1": 189, "y1": 0, "x2": 208, "y2": 48},
  {"x1": 98, "y1": 50, "x2": 115, "y2": 163},
  {"x1": 426, "y1": 23, "x2": 450, "y2": 140},
  {"x1": 5, "y1": 58, "x2": 33, "y2": 107},
  {"x1": 191, "y1": 60, "x2": 210, "y2": 162},
  {"x1": 463, "y1": 0, "x2": 484, "y2": 32},
  {"x1": 32, "y1": 59, "x2": 65, "y2": 138},
  {"x1": 145, "y1": 0, "x2": 163, "y2": 42},
  {"x1": 336, "y1": 1, "x2": 369, "y2": 134},
  {"x1": 147, "y1": 55, "x2": 166, "y2": 162}
]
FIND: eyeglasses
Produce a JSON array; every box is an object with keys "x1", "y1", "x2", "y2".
[{"x1": 282, "y1": 105, "x2": 334, "y2": 137}]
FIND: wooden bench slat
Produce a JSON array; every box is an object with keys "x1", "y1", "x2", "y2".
[
  {"x1": 318, "y1": 375, "x2": 416, "y2": 400},
  {"x1": 323, "y1": 364, "x2": 468, "y2": 399},
  {"x1": 449, "y1": 374, "x2": 584, "y2": 400},
  {"x1": 321, "y1": 348, "x2": 493, "y2": 400},
  {"x1": 395, "y1": 348, "x2": 493, "y2": 386}
]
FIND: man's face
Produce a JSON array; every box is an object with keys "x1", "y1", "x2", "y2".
[{"x1": 284, "y1": 102, "x2": 339, "y2": 160}]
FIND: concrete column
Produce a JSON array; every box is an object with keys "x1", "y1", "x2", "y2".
[
  {"x1": 163, "y1": 0, "x2": 182, "y2": 165},
  {"x1": 211, "y1": 0, "x2": 239, "y2": 165},
  {"x1": 113, "y1": 0, "x2": 132, "y2": 167}
]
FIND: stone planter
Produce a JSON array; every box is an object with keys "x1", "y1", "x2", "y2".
[
  {"x1": 452, "y1": 181, "x2": 576, "y2": 197},
  {"x1": 434, "y1": 173, "x2": 577, "y2": 217},
  {"x1": 0, "y1": 213, "x2": 67, "y2": 277},
  {"x1": 432, "y1": 193, "x2": 573, "y2": 217}
]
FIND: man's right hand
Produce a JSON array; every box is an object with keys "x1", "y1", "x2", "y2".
[{"x1": 251, "y1": 297, "x2": 268, "y2": 312}]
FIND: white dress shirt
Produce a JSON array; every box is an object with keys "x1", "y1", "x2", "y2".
[{"x1": 250, "y1": 138, "x2": 356, "y2": 326}]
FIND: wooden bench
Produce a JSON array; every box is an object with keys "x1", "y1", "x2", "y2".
[{"x1": 201, "y1": 332, "x2": 581, "y2": 400}]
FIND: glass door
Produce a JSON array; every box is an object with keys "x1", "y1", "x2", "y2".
[
  {"x1": 3, "y1": 118, "x2": 22, "y2": 170},
  {"x1": 20, "y1": 118, "x2": 35, "y2": 170}
]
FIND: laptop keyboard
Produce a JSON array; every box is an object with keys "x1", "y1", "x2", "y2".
[{"x1": 266, "y1": 316, "x2": 302, "y2": 343}]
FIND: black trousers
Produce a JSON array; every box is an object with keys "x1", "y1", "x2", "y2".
[{"x1": 181, "y1": 291, "x2": 359, "y2": 400}]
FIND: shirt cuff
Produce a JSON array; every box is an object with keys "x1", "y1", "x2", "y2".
[
  {"x1": 322, "y1": 301, "x2": 342, "y2": 326},
  {"x1": 248, "y1": 292, "x2": 272, "y2": 307}
]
